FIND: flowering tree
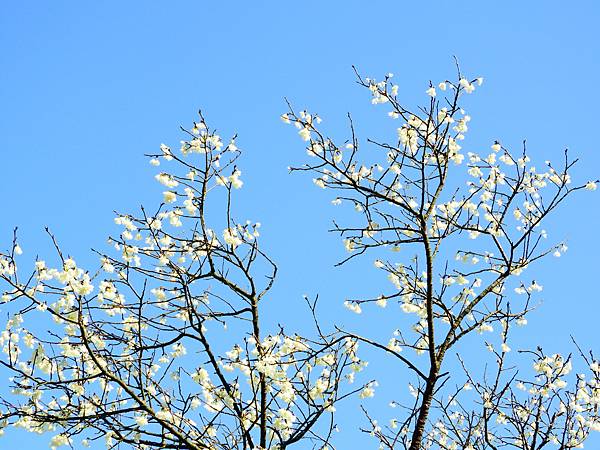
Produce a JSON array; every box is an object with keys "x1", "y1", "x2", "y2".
[
  {"x1": 0, "y1": 116, "x2": 366, "y2": 450},
  {"x1": 282, "y1": 67, "x2": 599, "y2": 450},
  {"x1": 0, "y1": 68, "x2": 598, "y2": 450}
]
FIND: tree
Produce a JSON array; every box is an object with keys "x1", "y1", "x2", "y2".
[{"x1": 0, "y1": 67, "x2": 598, "y2": 450}]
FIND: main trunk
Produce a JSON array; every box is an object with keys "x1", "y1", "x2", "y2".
[{"x1": 408, "y1": 370, "x2": 438, "y2": 450}]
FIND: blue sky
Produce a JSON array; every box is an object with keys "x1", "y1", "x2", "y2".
[{"x1": 1, "y1": 1, "x2": 599, "y2": 448}]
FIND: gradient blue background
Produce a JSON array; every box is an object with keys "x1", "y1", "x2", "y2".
[{"x1": 1, "y1": 1, "x2": 599, "y2": 448}]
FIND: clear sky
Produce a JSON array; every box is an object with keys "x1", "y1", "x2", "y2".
[{"x1": 1, "y1": 1, "x2": 599, "y2": 448}]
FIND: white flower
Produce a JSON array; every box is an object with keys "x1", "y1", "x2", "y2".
[
  {"x1": 50, "y1": 434, "x2": 71, "y2": 449},
  {"x1": 163, "y1": 191, "x2": 177, "y2": 203},
  {"x1": 192, "y1": 368, "x2": 209, "y2": 384},
  {"x1": 229, "y1": 170, "x2": 243, "y2": 189},
  {"x1": 101, "y1": 258, "x2": 115, "y2": 273},
  {"x1": 344, "y1": 301, "x2": 362, "y2": 314},
  {"x1": 155, "y1": 173, "x2": 179, "y2": 188},
  {"x1": 151, "y1": 287, "x2": 167, "y2": 301},
  {"x1": 438, "y1": 82, "x2": 447, "y2": 91},
  {"x1": 155, "y1": 409, "x2": 174, "y2": 423},
  {"x1": 478, "y1": 323, "x2": 493, "y2": 333},
  {"x1": 376, "y1": 296, "x2": 387, "y2": 308},
  {"x1": 460, "y1": 78, "x2": 475, "y2": 93},
  {"x1": 527, "y1": 281, "x2": 543, "y2": 292},
  {"x1": 360, "y1": 382, "x2": 376, "y2": 399},
  {"x1": 456, "y1": 275, "x2": 468, "y2": 285},
  {"x1": 313, "y1": 178, "x2": 326, "y2": 189},
  {"x1": 426, "y1": 87, "x2": 436, "y2": 97},
  {"x1": 171, "y1": 342, "x2": 187, "y2": 357},
  {"x1": 299, "y1": 127, "x2": 311, "y2": 141},
  {"x1": 73, "y1": 276, "x2": 94, "y2": 295},
  {"x1": 401, "y1": 302, "x2": 421, "y2": 314},
  {"x1": 585, "y1": 181, "x2": 597, "y2": 191},
  {"x1": 135, "y1": 414, "x2": 149, "y2": 426},
  {"x1": 223, "y1": 228, "x2": 243, "y2": 249},
  {"x1": 344, "y1": 239, "x2": 355, "y2": 252},
  {"x1": 160, "y1": 143, "x2": 173, "y2": 160}
]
